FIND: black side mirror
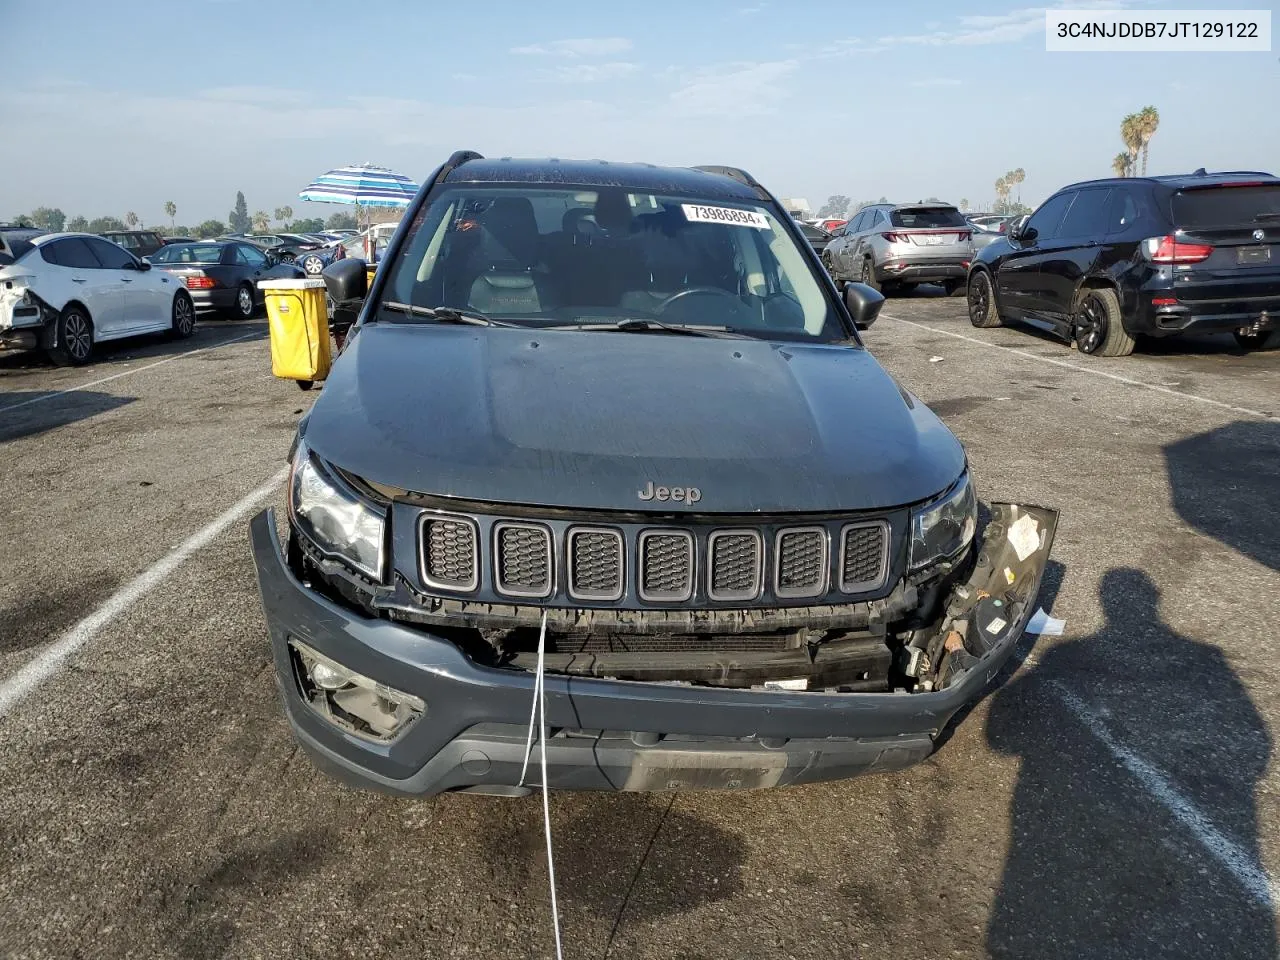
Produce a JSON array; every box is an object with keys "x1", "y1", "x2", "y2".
[
  {"x1": 323, "y1": 257, "x2": 368, "y2": 303},
  {"x1": 843, "y1": 281, "x2": 885, "y2": 330}
]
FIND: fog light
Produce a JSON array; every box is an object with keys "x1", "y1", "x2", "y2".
[
  {"x1": 310, "y1": 660, "x2": 352, "y2": 691},
  {"x1": 288, "y1": 639, "x2": 425, "y2": 742}
]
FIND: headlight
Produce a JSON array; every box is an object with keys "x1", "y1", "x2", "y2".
[
  {"x1": 289, "y1": 443, "x2": 386, "y2": 580},
  {"x1": 909, "y1": 472, "x2": 977, "y2": 570}
]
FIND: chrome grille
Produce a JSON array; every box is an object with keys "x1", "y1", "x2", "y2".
[
  {"x1": 567, "y1": 527, "x2": 624, "y2": 601},
  {"x1": 707, "y1": 530, "x2": 762, "y2": 602},
  {"x1": 775, "y1": 527, "x2": 828, "y2": 599},
  {"x1": 494, "y1": 522, "x2": 553, "y2": 598},
  {"x1": 638, "y1": 530, "x2": 694, "y2": 602},
  {"x1": 422, "y1": 516, "x2": 478, "y2": 591},
  {"x1": 840, "y1": 522, "x2": 889, "y2": 592}
]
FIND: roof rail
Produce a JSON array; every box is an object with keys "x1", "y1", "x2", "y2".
[
  {"x1": 691, "y1": 165, "x2": 761, "y2": 189},
  {"x1": 434, "y1": 150, "x2": 484, "y2": 184}
]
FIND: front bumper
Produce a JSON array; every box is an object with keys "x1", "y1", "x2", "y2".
[{"x1": 250, "y1": 503, "x2": 1057, "y2": 796}]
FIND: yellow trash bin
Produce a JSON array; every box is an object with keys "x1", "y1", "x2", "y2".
[
  {"x1": 366, "y1": 264, "x2": 377, "y2": 290},
  {"x1": 259, "y1": 278, "x2": 331, "y2": 390}
]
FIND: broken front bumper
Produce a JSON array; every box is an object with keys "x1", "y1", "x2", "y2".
[{"x1": 249, "y1": 503, "x2": 1058, "y2": 796}]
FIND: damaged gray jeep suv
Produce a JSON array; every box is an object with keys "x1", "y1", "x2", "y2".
[{"x1": 249, "y1": 151, "x2": 1058, "y2": 796}]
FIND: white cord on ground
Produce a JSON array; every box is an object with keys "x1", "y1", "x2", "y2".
[{"x1": 518, "y1": 611, "x2": 564, "y2": 960}]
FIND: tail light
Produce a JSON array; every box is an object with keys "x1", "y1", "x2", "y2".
[
  {"x1": 1152, "y1": 297, "x2": 1179, "y2": 306},
  {"x1": 1143, "y1": 235, "x2": 1214, "y2": 264},
  {"x1": 881, "y1": 232, "x2": 911, "y2": 243},
  {"x1": 184, "y1": 275, "x2": 216, "y2": 289}
]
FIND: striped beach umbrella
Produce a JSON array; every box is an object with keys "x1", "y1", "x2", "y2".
[{"x1": 298, "y1": 163, "x2": 420, "y2": 219}]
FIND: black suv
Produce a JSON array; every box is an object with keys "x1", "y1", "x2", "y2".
[
  {"x1": 249, "y1": 151, "x2": 1057, "y2": 797},
  {"x1": 100, "y1": 230, "x2": 167, "y2": 258},
  {"x1": 967, "y1": 170, "x2": 1280, "y2": 355}
]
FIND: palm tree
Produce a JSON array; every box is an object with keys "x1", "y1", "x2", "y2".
[
  {"x1": 273, "y1": 205, "x2": 293, "y2": 226},
  {"x1": 1112, "y1": 153, "x2": 1129, "y2": 177},
  {"x1": 1120, "y1": 113, "x2": 1143, "y2": 177},
  {"x1": 252, "y1": 210, "x2": 270, "y2": 233},
  {"x1": 1136, "y1": 105, "x2": 1159, "y2": 176},
  {"x1": 163, "y1": 201, "x2": 177, "y2": 229},
  {"x1": 994, "y1": 176, "x2": 1010, "y2": 213},
  {"x1": 1011, "y1": 168, "x2": 1026, "y2": 204},
  {"x1": 125, "y1": 211, "x2": 139, "y2": 228},
  {"x1": 959, "y1": 198, "x2": 969, "y2": 212}
]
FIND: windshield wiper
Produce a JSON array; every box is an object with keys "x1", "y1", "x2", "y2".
[
  {"x1": 380, "y1": 301, "x2": 517, "y2": 327},
  {"x1": 544, "y1": 319, "x2": 750, "y2": 338}
]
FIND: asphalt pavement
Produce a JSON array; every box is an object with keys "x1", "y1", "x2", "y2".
[{"x1": 1, "y1": 298, "x2": 1277, "y2": 960}]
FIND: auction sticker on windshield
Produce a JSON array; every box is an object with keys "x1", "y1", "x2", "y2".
[{"x1": 682, "y1": 204, "x2": 770, "y2": 229}]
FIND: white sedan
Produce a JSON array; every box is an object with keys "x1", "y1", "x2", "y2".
[{"x1": 0, "y1": 231, "x2": 196, "y2": 365}]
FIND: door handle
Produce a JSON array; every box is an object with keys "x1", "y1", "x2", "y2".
[
  {"x1": 121, "y1": 277, "x2": 134, "y2": 282},
  {"x1": 72, "y1": 277, "x2": 86, "y2": 283}
]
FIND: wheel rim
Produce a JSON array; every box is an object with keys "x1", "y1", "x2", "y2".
[
  {"x1": 969, "y1": 275, "x2": 989, "y2": 320},
  {"x1": 238, "y1": 287, "x2": 253, "y2": 316},
  {"x1": 175, "y1": 295, "x2": 195, "y2": 334},
  {"x1": 65, "y1": 312, "x2": 91, "y2": 360},
  {"x1": 1077, "y1": 296, "x2": 1106, "y2": 352},
  {"x1": 304, "y1": 257, "x2": 322, "y2": 275}
]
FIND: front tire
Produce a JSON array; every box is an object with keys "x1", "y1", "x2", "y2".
[
  {"x1": 47, "y1": 305, "x2": 94, "y2": 366},
  {"x1": 967, "y1": 271, "x2": 1002, "y2": 328},
  {"x1": 1074, "y1": 287, "x2": 1134, "y2": 357}
]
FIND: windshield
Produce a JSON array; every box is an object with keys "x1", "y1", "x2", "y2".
[
  {"x1": 378, "y1": 185, "x2": 844, "y2": 339},
  {"x1": 152, "y1": 243, "x2": 223, "y2": 264}
]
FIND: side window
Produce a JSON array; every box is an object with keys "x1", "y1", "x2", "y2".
[
  {"x1": 1025, "y1": 193, "x2": 1074, "y2": 242},
  {"x1": 870, "y1": 209, "x2": 887, "y2": 228},
  {"x1": 86, "y1": 237, "x2": 137, "y2": 269},
  {"x1": 56, "y1": 238, "x2": 105, "y2": 269},
  {"x1": 238, "y1": 244, "x2": 268, "y2": 267},
  {"x1": 41, "y1": 242, "x2": 64, "y2": 266},
  {"x1": 850, "y1": 211, "x2": 869, "y2": 233},
  {"x1": 1105, "y1": 189, "x2": 1142, "y2": 235},
  {"x1": 1057, "y1": 188, "x2": 1112, "y2": 241}
]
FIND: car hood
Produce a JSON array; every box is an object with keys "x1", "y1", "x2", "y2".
[{"x1": 303, "y1": 323, "x2": 966, "y2": 513}]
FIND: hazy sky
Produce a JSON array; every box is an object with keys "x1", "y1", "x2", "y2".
[{"x1": 3, "y1": 0, "x2": 1277, "y2": 225}]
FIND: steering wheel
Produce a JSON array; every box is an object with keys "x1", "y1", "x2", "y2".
[{"x1": 655, "y1": 286, "x2": 743, "y2": 316}]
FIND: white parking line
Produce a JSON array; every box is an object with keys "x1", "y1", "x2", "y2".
[
  {"x1": 0, "y1": 329, "x2": 263, "y2": 414},
  {"x1": 880, "y1": 314, "x2": 1279, "y2": 423},
  {"x1": 1054, "y1": 683, "x2": 1280, "y2": 908},
  {"x1": 0, "y1": 467, "x2": 287, "y2": 717}
]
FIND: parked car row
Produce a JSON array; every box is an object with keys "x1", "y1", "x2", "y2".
[{"x1": 0, "y1": 229, "x2": 198, "y2": 364}]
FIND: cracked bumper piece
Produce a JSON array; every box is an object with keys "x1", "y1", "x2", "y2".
[{"x1": 250, "y1": 503, "x2": 1057, "y2": 796}]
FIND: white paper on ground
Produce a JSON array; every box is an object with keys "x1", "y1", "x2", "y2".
[
  {"x1": 1007, "y1": 513, "x2": 1041, "y2": 561},
  {"x1": 1026, "y1": 608, "x2": 1065, "y2": 636},
  {"x1": 928, "y1": 356, "x2": 945, "y2": 363}
]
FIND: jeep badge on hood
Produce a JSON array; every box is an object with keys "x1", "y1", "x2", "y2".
[{"x1": 638, "y1": 481, "x2": 702, "y2": 504}]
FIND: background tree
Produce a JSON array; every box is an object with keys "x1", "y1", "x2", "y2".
[
  {"x1": 1120, "y1": 113, "x2": 1142, "y2": 177},
  {"x1": 164, "y1": 201, "x2": 177, "y2": 228},
  {"x1": 959, "y1": 198, "x2": 970, "y2": 211},
  {"x1": 816, "y1": 194, "x2": 851, "y2": 219},
  {"x1": 88, "y1": 216, "x2": 127, "y2": 232},
  {"x1": 994, "y1": 175, "x2": 1010, "y2": 213},
  {"x1": 273, "y1": 205, "x2": 293, "y2": 225},
  {"x1": 125, "y1": 211, "x2": 139, "y2": 229},
  {"x1": 12, "y1": 214, "x2": 34, "y2": 227},
  {"x1": 1010, "y1": 168, "x2": 1025, "y2": 204},
  {"x1": 66, "y1": 215, "x2": 89, "y2": 232},
  {"x1": 196, "y1": 219, "x2": 226, "y2": 238},
  {"x1": 251, "y1": 210, "x2": 270, "y2": 233},
  {"x1": 228, "y1": 191, "x2": 250, "y2": 233},
  {"x1": 325, "y1": 211, "x2": 358, "y2": 230},
  {"x1": 1112, "y1": 153, "x2": 1129, "y2": 177},
  {"x1": 287, "y1": 217, "x2": 326, "y2": 233},
  {"x1": 1137, "y1": 105, "x2": 1160, "y2": 176},
  {"x1": 30, "y1": 207, "x2": 66, "y2": 232}
]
